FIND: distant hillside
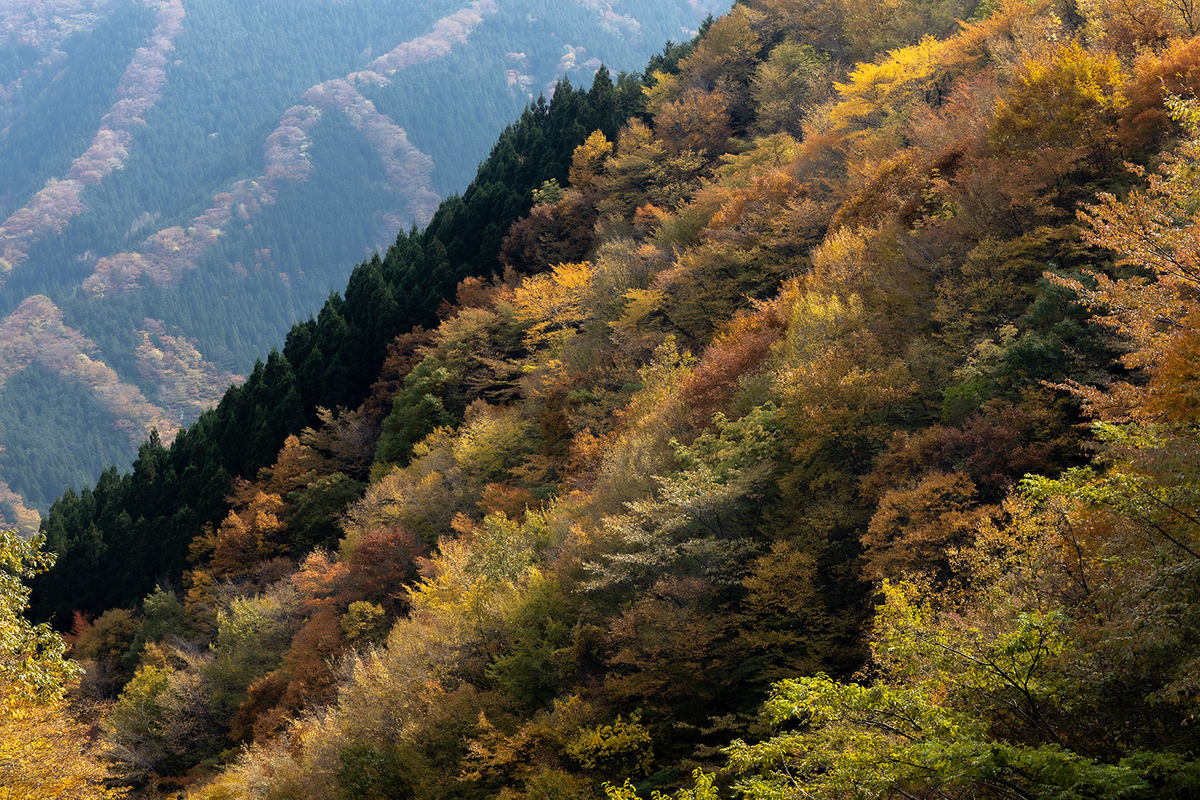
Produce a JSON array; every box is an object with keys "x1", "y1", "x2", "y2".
[{"x1": 0, "y1": 0, "x2": 729, "y2": 515}]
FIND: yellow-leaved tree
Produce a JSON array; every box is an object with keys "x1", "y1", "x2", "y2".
[{"x1": 0, "y1": 530, "x2": 124, "y2": 798}]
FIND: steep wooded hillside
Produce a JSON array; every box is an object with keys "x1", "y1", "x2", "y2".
[
  {"x1": 0, "y1": 0, "x2": 728, "y2": 514},
  {"x1": 17, "y1": 0, "x2": 1200, "y2": 798}
]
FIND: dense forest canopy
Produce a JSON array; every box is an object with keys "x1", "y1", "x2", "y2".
[
  {"x1": 11, "y1": 0, "x2": 1200, "y2": 798},
  {"x1": 0, "y1": 0, "x2": 729, "y2": 514}
]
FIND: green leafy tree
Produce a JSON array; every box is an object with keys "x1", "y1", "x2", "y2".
[
  {"x1": 0, "y1": 531, "x2": 78, "y2": 699},
  {"x1": 374, "y1": 356, "x2": 456, "y2": 470}
]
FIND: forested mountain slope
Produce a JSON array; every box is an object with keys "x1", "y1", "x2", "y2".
[
  {"x1": 16, "y1": 0, "x2": 1200, "y2": 797},
  {"x1": 0, "y1": 0, "x2": 728, "y2": 514}
]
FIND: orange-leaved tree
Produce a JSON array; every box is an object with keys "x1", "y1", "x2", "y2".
[{"x1": 1068, "y1": 98, "x2": 1200, "y2": 423}]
